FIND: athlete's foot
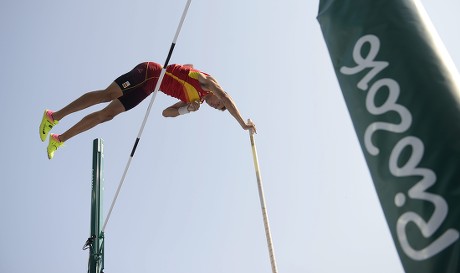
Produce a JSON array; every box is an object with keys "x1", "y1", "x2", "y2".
[
  {"x1": 39, "y1": 109, "x2": 59, "y2": 142},
  {"x1": 47, "y1": 134, "x2": 64, "y2": 159}
]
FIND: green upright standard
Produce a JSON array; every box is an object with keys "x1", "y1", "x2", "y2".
[{"x1": 85, "y1": 138, "x2": 105, "y2": 273}]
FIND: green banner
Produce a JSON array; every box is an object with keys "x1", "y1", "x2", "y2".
[{"x1": 317, "y1": 0, "x2": 460, "y2": 272}]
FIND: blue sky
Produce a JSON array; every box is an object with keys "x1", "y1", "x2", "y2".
[{"x1": 1, "y1": 1, "x2": 459, "y2": 272}]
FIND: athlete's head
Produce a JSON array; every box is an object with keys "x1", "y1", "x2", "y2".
[{"x1": 204, "y1": 94, "x2": 226, "y2": 111}]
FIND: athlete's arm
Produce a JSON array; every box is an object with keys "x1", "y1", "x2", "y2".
[
  {"x1": 198, "y1": 73, "x2": 256, "y2": 132},
  {"x1": 162, "y1": 101, "x2": 201, "y2": 117}
]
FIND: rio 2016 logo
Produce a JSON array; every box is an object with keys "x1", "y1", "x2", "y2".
[{"x1": 340, "y1": 34, "x2": 459, "y2": 261}]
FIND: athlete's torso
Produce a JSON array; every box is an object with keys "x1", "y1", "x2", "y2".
[{"x1": 160, "y1": 64, "x2": 210, "y2": 102}]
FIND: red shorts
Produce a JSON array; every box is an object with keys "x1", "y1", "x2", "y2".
[{"x1": 115, "y1": 62, "x2": 162, "y2": 111}]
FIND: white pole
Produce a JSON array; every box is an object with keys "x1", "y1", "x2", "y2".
[
  {"x1": 248, "y1": 120, "x2": 279, "y2": 273},
  {"x1": 102, "y1": 0, "x2": 192, "y2": 232}
]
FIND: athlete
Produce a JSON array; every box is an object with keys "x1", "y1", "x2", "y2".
[{"x1": 39, "y1": 62, "x2": 256, "y2": 159}]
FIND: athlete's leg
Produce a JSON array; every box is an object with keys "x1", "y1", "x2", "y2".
[
  {"x1": 59, "y1": 99, "x2": 126, "y2": 142},
  {"x1": 53, "y1": 82, "x2": 123, "y2": 121}
]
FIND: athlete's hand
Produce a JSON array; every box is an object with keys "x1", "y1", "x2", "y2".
[
  {"x1": 187, "y1": 101, "x2": 201, "y2": 112},
  {"x1": 243, "y1": 119, "x2": 257, "y2": 134}
]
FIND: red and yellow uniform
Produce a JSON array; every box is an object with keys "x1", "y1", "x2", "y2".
[
  {"x1": 161, "y1": 64, "x2": 210, "y2": 102},
  {"x1": 115, "y1": 62, "x2": 210, "y2": 111}
]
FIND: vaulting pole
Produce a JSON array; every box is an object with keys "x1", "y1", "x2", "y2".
[
  {"x1": 102, "y1": 0, "x2": 192, "y2": 232},
  {"x1": 248, "y1": 120, "x2": 279, "y2": 273}
]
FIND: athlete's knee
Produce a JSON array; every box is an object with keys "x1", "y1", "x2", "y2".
[
  {"x1": 102, "y1": 107, "x2": 123, "y2": 122},
  {"x1": 102, "y1": 110, "x2": 119, "y2": 122}
]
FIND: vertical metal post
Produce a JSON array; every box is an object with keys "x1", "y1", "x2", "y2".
[{"x1": 89, "y1": 138, "x2": 104, "y2": 273}]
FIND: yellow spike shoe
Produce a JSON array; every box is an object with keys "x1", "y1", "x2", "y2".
[
  {"x1": 47, "y1": 134, "x2": 64, "y2": 159},
  {"x1": 39, "y1": 109, "x2": 58, "y2": 142}
]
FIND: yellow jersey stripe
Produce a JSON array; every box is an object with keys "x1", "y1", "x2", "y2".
[{"x1": 165, "y1": 71, "x2": 200, "y2": 102}]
